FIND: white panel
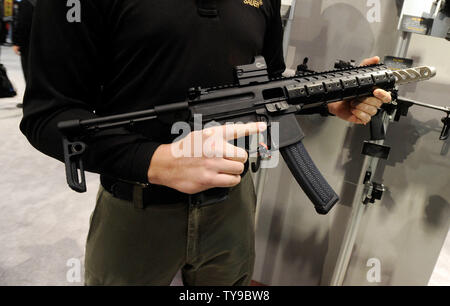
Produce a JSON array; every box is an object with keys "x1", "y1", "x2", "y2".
[
  {"x1": 281, "y1": 0, "x2": 293, "y2": 5},
  {"x1": 401, "y1": 0, "x2": 435, "y2": 16}
]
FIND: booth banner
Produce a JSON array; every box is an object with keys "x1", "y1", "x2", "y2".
[{"x1": 3, "y1": 0, "x2": 13, "y2": 17}]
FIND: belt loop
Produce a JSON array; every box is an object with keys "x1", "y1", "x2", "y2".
[{"x1": 132, "y1": 185, "x2": 145, "y2": 210}]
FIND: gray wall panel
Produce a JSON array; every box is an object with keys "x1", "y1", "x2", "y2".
[{"x1": 254, "y1": 0, "x2": 449, "y2": 286}]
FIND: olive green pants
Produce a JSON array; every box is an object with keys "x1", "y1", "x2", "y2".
[{"x1": 84, "y1": 174, "x2": 257, "y2": 286}]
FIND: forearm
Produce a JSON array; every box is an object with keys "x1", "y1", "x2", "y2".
[{"x1": 21, "y1": 104, "x2": 161, "y2": 184}]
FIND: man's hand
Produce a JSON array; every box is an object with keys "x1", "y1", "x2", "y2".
[
  {"x1": 13, "y1": 45, "x2": 21, "y2": 56},
  {"x1": 147, "y1": 122, "x2": 267, "y2": 194},
  {"x1": 328, "y1": 56, "x2": 392, "y2": 125}
]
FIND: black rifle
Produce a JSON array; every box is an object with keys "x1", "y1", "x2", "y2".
[{"x1": 58, "y1": 56, "x2": 436, "y2": 215}]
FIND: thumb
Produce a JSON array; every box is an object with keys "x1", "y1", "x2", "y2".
[{"x1": 360, "y1": 56, "x2": 380, "y2": 66}]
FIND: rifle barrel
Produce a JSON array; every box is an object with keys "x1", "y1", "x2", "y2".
[{"x1": 392, "y1": 66, "x2": 437, "y2": 86}]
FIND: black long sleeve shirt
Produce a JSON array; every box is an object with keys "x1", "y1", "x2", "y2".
[{"x1": 20, "y1": 0, "x2": 286, "y2": 185}]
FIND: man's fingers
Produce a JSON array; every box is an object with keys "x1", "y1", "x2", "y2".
[
  {"x1": 222, "y1": 142, "x2": 248, "y2": 163},
  {"x1": 210, "y1": 174, "x2": 242, "y2": 188},
  {"x1": 202, "y1": 121, "x2": 268, "y2": 144},
  {"x1": 349, "y1": 89, "x2": 392, "y2": 125},
  {"x1": 373, "y1": 89, "x2": 392, "y2": 103},
  {"x1": 360, "y1": 56, "x2": 380, "y2": 66},
  {"x1": 351, "y1": 102, "x2": 378, "y2": 117},
  {"x1": 202, "y1": 138, "x2": 248, "y2": 162},
  {"x1": 223, "y1": 122, "x2": 267, "y2": 141},
  {"x1": 352, "y1": 97, "x2": 383, "y2": 109},
  {"x1": 214, "y1": 159, "x2": 245, "y2": 175},
  {"x1": 351, "y1": 109, "x2": 371, "y2": 124}
]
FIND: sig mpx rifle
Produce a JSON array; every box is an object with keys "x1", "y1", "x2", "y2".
[{"x1": 58, "y1": 56, "x2": 436, "y2": 215}]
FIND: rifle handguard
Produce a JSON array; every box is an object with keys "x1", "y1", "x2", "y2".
[{"x1": 281, "y1": 141, "x2": 339, "y2": 215}]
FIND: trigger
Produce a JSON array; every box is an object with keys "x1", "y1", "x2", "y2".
[
  {"x1": 251, "y1": 142, "x2": 272, "y2": 173},
  {"x1": 258, "y1": 142, "x2": 272, "y2": 160}
]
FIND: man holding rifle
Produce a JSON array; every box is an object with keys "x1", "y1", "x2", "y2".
[{"x1": 20, "y1": 0, "x2": 390, "y2": 286}]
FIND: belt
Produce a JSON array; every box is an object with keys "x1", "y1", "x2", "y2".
[{"x1": 100, "y1": 175, "x2": 230, "y2": 208}]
